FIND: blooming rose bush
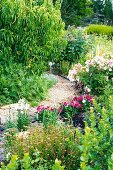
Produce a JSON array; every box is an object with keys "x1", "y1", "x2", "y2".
[
  {"x1": 59, "y1": 95, "x2": 92, "y2": 127},
  {"x1": 68, "y1": 56, "x2": 113, "y2": 95}
]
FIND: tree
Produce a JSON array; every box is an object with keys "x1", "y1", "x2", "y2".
[
  {"x1": 53, "y1": 0, "x2": 93, "y2": 26},
  {"x1": 104, "y1": 0, "x2": 113, "y2": 24}
]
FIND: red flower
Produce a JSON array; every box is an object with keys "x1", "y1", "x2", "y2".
[
  {"x1": 77, "y1": 96, "x2": 83, "y2": 101},
  {"x1": 58, "y1": 106, "x2": 63, "y2": 113},
  {"x1": 37, "y1": 105, "x2": 45, "y2": 113},
  {"x1": 71, "y1": 100, "x2": 82, "y2": 108},
  {"x1": 84, "y1": 94, "x2": 92, "y2": 103},
  {"x1": 63, "y1": 101, "x2": 69, "y2": 106}
]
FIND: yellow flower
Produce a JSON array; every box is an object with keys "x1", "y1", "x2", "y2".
[{"x1": 85, "y1": 126, "x2": 91, "y2": 134}]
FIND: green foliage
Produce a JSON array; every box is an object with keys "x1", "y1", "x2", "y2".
[
  {"x1": 86, "y1": 24, "x2": 113, "y2": 36},
  {"x1": 79, "y1": 66, "x2": 108, "y2": 96},
  {"x1": 0, "y1": 0, "x2": 66, "y2": 65},
  {"x1": 76, "y1": 97, "x2": 113, "y2": 169},
  {"x1": 57, "y1": 0, "x2": 93, "y2": 26},
  {"x1": 37, "y1": 110, "x2": 58, "y2": 128},
  {"x1": 0, "y1": 63, "x2": 56, "y2": 105},
  {"x1": 0, "y1": 152, "x2": 65, "y2": 170},
  {"x1": 0, "y1": 0, "x2": 66, "y2": 105},
  {"x1": 17, "y1": 110, "x2": 30, "y2": 131},
  {"x1": 5, "y1": 125, "x2": 80, "y2": 169},
  {"x1": 61, "y1": 27, "x2": 93, "y2": 64},
  {"x1": 52, "y1": 159, "x2": 65, "y2": 170},
  {"x1": 60, "y1": 61, "x2": 71, "y2": 76},
  {"x1": 92, "y1": 0, "x2": 113, "y2": 24}
]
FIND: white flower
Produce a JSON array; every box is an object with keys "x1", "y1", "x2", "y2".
[
  {"x1": 15, "y1": 99, "x2": 29, "y2": 111},
  {"x1": 84, "y1": 86, "x2": 91, "y2": 93},
  {"x1": 105, "y1": 76, "x2": 108, "y2": 81},
  {"x1": 109, "y1": 68, "x2": 112, "y2": 71},
  {"x1": 82, "y1": 100, "x2": 86, "y2": 103},
  {"x1": 48, "y1": 62, "x2": 53, "y2": 66},
  {"x1": 86, "y1": 68, "x2": 89, "y2": 72},
  {"x1": 6, "y1": 152, "x2": 11, "y2": 160}
]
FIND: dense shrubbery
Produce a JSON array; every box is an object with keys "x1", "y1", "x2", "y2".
[
  {"x1": 0, "y1": 64, "x2": 56, "y2": 105},
  {"x1": 59, "y1": 27, "x2": 93, "y2": 75},
  {"x1": 0, "y1": 0, "x2": 66, "y2": 105},
  {"x1": 0, "y1": 153, "x2": 65, "y2": 170},
  {"x1": 5, "y1": 125, "x2": 80, "y2": 170},
  {"x1": 0, "y1": 0, "x2": 66, "y2": 65},
  {"x1": 77, "y1": 97, "x2": 113, "y2": 169},
  {"x1": 86, "y1": 24, "x2": 113, "y2": 36}
]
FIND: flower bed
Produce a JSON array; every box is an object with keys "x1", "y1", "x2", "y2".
[{"x1": 68, "y1": 56, "x2": 113, "y2": 95}]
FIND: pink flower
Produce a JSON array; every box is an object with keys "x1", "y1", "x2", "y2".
[
  {"x1": 84, "y1": 94, "x2": 92, "y2": 103},
  {"x1": 63, "y1": 102, "x2": 69, "y2": 106},
  {"x1": 58, "y1": 106, "x2": 63, "y2": 113},
  {"x1": 71, "y1": 101, "x2": 82, "y2": 108},
  {"x1": 77, "y1": 96, "x2": 83, "y2": 101},
  {"x1": 72, "y1": 96, "x2": 78, "y2": 101},
  {"x1": 109, "y1": 59, "x2": 113, "y2": 67},
  {"x1": 37, "y1": 105, "x2": 45, "y2": 113}
]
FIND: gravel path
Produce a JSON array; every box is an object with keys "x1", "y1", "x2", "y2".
[{"x1": 0, "y1": 75, "x2": 78, "y2": 162}]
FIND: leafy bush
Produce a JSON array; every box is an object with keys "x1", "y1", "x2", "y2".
[
  {"x1": 0, "y1": 0, "x2": 66, "y2": 105},
  {"x1": 0, "y1": 152, "x2": 64, "y2": 170},
  {"x1": 86, "y1": 24, "x2": 113, "y2": 37},
  {"x1": 5, "y1": 125, "x2": 80, "y2": 170},
  {"x1": 61, "y1": 27, "x2": 93, "y2": 64},
  {"x1": 76, "y1": 96, "x2": 113, "y2": 169},
  {"x1": 0, "y1": 0, "x2": 66, "y2": 66}
]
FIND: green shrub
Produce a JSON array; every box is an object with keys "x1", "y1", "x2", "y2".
[
  {"x1": 0, "y1": 0, "x2": 66, "y2": 66},
  {"x1": 0, "y1": 64, "x2": 55, "y2": 106},
  {"x1": 86, "y1": 24, "x2": 113, "y2": 37},
  {"x1": 76, "y1": 97, "x2": 113, "y2": 169},
  {"x1": 0, "y1": 0, "x2": 66, "y2": 105},
  {"x1": 0, "y1": 153, "x2": 64, "y2": 170},
  {"x1": 61, "y1": 27, "x2": 93, "y2": 64},
  {"x1": 5, "y1": 125, "x2": 80, "y2": 170}
]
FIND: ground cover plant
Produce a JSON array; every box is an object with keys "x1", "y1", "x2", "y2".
[{"x1": 0, "y1": 154, "x2": 65, "y2": 170}]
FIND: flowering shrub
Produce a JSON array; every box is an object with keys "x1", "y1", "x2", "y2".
[
  {"x1": 59, "y1": 95, "x2": 92, "y2": 127},
  {"x1": 68, "y1": 56, "x2": 113, "y2": 95}
]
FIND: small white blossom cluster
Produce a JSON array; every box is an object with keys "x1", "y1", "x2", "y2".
[
  {"x1": 67, "y1": 56, "x2": 113, "y2": 82},
  {"x1": 15, "y1": 99, "x2": 30, "y2": 111},
  {"x1": 67, "y1": 63, "x2": 83, "y2": 82}
]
